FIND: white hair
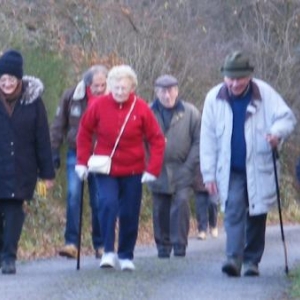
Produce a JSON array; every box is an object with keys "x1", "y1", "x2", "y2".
[{"x1": 107, "y1": 65, "x2": 138, "y2": 91}]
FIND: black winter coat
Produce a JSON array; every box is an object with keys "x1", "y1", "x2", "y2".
[{"x1": 0, "y1": 76, "x2": 55, "y2": 201}]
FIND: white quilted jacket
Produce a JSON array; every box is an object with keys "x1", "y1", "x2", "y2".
[{"x1": 200, "y1": 78, "x2": 296, "y2": 215}]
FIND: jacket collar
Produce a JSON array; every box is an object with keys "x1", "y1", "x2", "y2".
[
  {"x1": 20, "y1": 76, "x2": 44, "y2": 105},
  {"x1": 73, "y1": 80, "x2": 86, "y2": 101},
  {"x1": 217, "y1": 79, "x2": 263, "y2": 116},
  {"x1": 217, "y1": 79, "x2": 262, "y2": 103},
  {"x1": 152, "y1": 98, "x2": 185, "y2": 113}
]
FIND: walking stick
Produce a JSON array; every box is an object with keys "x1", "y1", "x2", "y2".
[
  {"x1": 272, "y1": 148, "x2": 289, "y2": 275},
  {"x1": 76, "y1": 181, "x2": 84, "y2": 270}
]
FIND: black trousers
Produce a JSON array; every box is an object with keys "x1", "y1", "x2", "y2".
[
  {"x1": 152, "y1": 188, "x2": 191, "y2": 253},
  {"x1": 0, "y1": 200, "x2": 25, "y2": 263}
]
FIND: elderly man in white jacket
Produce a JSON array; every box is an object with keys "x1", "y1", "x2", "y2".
[{"x1": 200, "y1": 51, "x2": 296, "y2": 277}]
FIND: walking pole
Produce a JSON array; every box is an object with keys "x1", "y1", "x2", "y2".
[
  {"x1": 272, "y1": 148, "x2": 289, "y2": 275},
  {"x1": 77, "y1": 181, "x2": 84, "y2": 270}
]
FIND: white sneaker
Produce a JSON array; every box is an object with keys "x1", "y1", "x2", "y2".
[
  {"x1": 197, "y1": 231, "x2": 206, "y2": 240},
  {"x1": 99, "y1": 252, "x2": 117, "y2": 269},
  {"x1": 210, "y1": 227, "x2": 219, "y2": 238},
  {"x1": 119, "y1": 259, "x2": 135, "y2": 271}
]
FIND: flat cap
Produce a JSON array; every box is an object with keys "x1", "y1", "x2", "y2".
[{"x1": 154, "y1": 74, "x2": 178, "y2": 88}]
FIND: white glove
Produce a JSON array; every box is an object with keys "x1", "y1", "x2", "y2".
[
  {"x1": 141, "y1": 172, "x2": 157, "y2": 183},
  {"x1": 75, "y1": 165, "x2": 88, "y2": 181}
]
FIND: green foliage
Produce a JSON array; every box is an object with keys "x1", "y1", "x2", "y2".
[
  {"x1": 140, "y1": 187, "x2": 153, "y2": 223},
  {"x1": 22, "y1": 49, "x2": 70, "y2": 119},
  {"x1": 20, "y1": 195, "x2": 65, "y2": 259},
  {"x1": 20, "y1": 183, "x2": 96, "y2": 259},
  {"x1": 289, "y1": 268, "x2": 300, "y2": 299}
]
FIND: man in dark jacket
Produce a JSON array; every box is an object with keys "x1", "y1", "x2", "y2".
[
  {"x1": 50, "y1": 65, "x2": 108, "y2": 259},
  {"x1": 148, "y1": 74, "x2": 201, "y2": 258},
  {"x1": 0, "y1": 49, "x2": 55, "y2": 274}
]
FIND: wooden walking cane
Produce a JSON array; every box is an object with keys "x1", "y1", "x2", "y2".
[
  {"x1": 77, "y1": 181, "x2": 84, "y2": 270},
  {"x1": 272, "y1": 148, "x2": 289, "y2": 275}
]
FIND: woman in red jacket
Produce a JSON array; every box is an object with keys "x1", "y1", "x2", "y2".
[{"x1": 76, "y1": 65, "x2": 165, "y2": 271}]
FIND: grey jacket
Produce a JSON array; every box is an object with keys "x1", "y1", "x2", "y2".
[{"x1": 148, "y1": 99, "x2": 201, "y2": 194}]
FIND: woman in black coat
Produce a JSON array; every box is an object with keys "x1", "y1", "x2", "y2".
[{"x1": 0, "y1": 49, "x2": 55, "y2": 274}]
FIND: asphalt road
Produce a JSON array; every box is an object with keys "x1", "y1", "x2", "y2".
[{"x1": 1, "y1": 224, "x2": 299, "y2": 300}]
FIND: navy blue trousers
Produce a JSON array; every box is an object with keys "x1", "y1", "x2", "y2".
[
  {"x1": 95, "y1": 174, "x2": 142, "y2": 260},
  {"x1": 195, "y1": 191, "x2": 218, "y2": 231}
]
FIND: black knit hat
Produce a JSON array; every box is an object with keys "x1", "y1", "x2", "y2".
[
  {"x1": 221, "y1": 51, "x2": 254, "y2": 79},
  {"x1": 0, "y1": 49, "x2": 23, "y2": 79}
]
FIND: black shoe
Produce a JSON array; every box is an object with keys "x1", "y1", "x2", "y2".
[
  {"x1": 243, "y1": 262, "x2": 259, "y2": 276},
  {"x1": 158, "y1": 249, "x2": 170, "y2": 258},
  {"x1": 157, "y1": 246, "x2": 171, "y2": 259},
  {"x1": 2, "y1": 260, "x2": 16, "y2": 275},
  {"x1": 173, "y1": 244, "x2": 186, "y2": 257},
  {"x1": 222, "y1": 258, "x2": 241, "y2": 277}
]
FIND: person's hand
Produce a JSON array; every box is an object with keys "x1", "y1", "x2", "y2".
[
  {"x1": 205, "y1": 181, "x2": 218, "y2": 195},
  {"x1": 36, "y1": 180, "x2": 54, "y2": 198},
  {"x1": 52, "y1": 149, "x2": 60, "y2": 169},
  {"x1": 141, "y1": 172, "x2": 157, "y2": 183},
  {"x1": 75, "y1": 165, "x2": 88, "y2": 181},
  {"x1": 266, "y1": 134, "x2": 280, "y2": 149},
  {"x1": 44, "y1": 179, "x2": 55, "y2": 189}
]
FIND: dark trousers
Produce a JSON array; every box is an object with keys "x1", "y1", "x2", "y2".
[
  {"x1": 152, "y1": 188, "x2": 191, "y2": 253},
  {"x1": 95, "y1": 174, "x2": 142, "y2": 260},
  {"x1": 195, "y1": 191, "x2": 218, "y2": 231},
  {"x1": 0, "y1": 200, "x2": 25, "y2": 263},
  {"x1": 224, "y1": 171, "x2": 267, "y2": 265},
  {"x1": 244, "y1": 213, "x2": 267, "y2": 264}
]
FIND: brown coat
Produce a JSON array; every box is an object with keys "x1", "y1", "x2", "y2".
[{"x1": 50, "y1": 86, "x2": 88, "y2": 150}]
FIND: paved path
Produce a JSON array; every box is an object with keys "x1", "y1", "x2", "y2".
[{"x1": 1, "y1": 225, "x2": 299, "y2": 300}]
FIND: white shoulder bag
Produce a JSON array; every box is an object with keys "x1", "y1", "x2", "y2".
[{"x1": 87, "y1": 97, "x2": 137, "y2": 174}]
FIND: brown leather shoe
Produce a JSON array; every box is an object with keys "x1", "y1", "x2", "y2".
[{"x1": 58, "y1": 244, "x2": 78, "y2": 259}]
